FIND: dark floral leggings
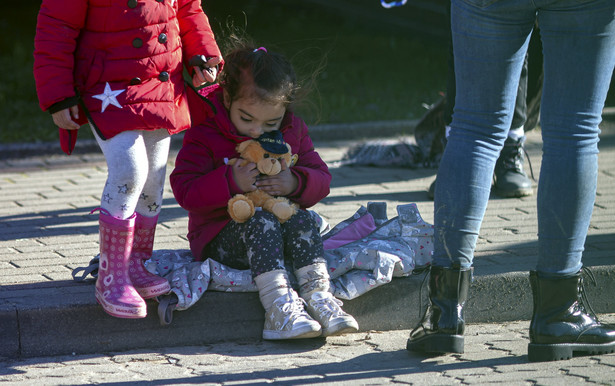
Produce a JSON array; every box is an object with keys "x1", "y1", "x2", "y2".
[{"x1": 203, "y1": 209, "x2": 326, "y2": 278}]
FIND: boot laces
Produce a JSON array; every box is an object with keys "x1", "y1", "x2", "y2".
[
  {"x1": 522, "y1": 146, "x2": 535, "y2": 181},
  {"x1": 499, "y1": 139, "x2": 535, "y2": 181}
]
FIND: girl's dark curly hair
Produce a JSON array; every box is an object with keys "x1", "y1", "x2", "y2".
[{"x1": 219, "y1": 38, "x2": 299, "y2": 109}]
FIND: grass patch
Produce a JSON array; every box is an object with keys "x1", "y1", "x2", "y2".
[
  {"x1": 4, "y1": 1, "x2": 612, "y2": 144},
  {"x1": 1, "y1": 1, "x2": 449, "y2": 144},
  {"x1": 0, "y1": 5, "x2": 54, "y2": 144},
  {"x1": 206, "y1": 1, "x2": 449, "y2": 125}
]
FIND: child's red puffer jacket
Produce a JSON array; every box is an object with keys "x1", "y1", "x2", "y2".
[{"x1": 34, "y1": 0, "x2": 221, "y2": 151}]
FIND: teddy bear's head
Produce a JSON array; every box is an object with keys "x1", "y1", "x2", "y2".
[{"x1": 235, "y1": 131, "x2": 296, "y2": 175}]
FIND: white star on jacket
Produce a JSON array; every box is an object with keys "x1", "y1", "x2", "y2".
[{"x1": 93, "y1": 82, "x2": 125, "y2": 113}]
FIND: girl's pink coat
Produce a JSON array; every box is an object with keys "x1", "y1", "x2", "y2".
[{"x1": 170, "y1": 85, "x2": 332, "y2": 260}]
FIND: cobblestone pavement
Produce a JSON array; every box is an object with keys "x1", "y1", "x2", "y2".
[
  {"x1": 1, "y1": 121, "x2": 615, "y2": 381},
  {"x1": 1, "y1": 314, "x2": 615, "y2": 385}
]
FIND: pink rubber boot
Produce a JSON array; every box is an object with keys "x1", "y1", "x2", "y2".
[
  {"x1": 129, "y1": 213, "x2": 171, "y2": 299},
  {"x1": 95, "y1": 211, "x2": 146, "y2": 318}
]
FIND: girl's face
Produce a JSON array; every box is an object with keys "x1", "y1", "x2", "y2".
[{"x1": 223, "y1": 90, "x2": 286, "y2": 139}]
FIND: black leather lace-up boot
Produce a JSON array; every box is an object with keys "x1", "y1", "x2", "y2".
[
  {"x1": 493, "y1": 136, "x2": 533, "y2": 197},
  {"x1": 528, "y1": 269, "x2": 615, "y2": 362},
  {"x1": 407, "y1": 265, "x2": 472, "y2": 354}
]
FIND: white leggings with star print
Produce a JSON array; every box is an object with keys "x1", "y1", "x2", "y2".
[{"x1": 92, "y1": 127, "x2": 171, "y2": 220}]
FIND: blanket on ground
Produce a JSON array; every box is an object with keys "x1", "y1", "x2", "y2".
[
  {"x1": 73, "y1": 202, "x2": 433, "y2": 325},
  {"x1": 147, "y1": 202, "x2": 433, "y2": 324}
]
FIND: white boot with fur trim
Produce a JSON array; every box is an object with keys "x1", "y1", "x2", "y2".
[
  {"x1": 296, "y1": 263, "x2": 359, "y2": 336},
  {"x1": 254, "y1": 269, "x2": 321, "y2": 340}
]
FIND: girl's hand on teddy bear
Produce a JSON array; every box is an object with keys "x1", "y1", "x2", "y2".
[
  {"x1": 256, "y1": 159, "x2": 298, "y2": 196},
  {"x1": 232, "y1": 161, "x2": 259, "y2": 193}
]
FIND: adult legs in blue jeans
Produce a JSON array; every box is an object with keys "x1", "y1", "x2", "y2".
[
  {"x1": 425, "y1": 0, "x2": 538, "y2": 199},
  {"x1": 407, "y1": 0, "x2": 615, "y2": 361}
]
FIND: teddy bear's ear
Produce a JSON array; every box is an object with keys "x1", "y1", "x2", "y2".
[
  {"x1": 281, "y1": 150, "x2": 298, "y2": 167},
  {"x1": 282, "y1": 144, "x2": 298, "y2": 165},
  {"x1": 236, "y1": 140, "x2": 255, "y2": 154},
  {"x1": 237, "y1": 140, "x2": 267, "y2": 163},
  {"x1": 289, "y1": 154, "x2": 298, "y2": 167}
]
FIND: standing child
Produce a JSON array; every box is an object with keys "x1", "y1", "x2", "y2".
[
  {"x1": 33, "y1": 0, "x2": 222, "y2": 319},
  {"x1": 170, "y1": 42, "x2": 358, "y2": 339}
]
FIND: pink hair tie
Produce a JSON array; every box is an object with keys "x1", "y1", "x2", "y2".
[{"x1": 253, "y1": 47, "x2": 267, "y2": 53}]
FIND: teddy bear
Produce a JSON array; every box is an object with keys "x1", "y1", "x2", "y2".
[{"x1": 227, "y1": 131, "x2": 299, "y2": 224}]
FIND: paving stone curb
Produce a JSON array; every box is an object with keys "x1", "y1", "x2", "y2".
[{"x1": 1, "y1": 119, "x2": 614, "y2": 359}]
